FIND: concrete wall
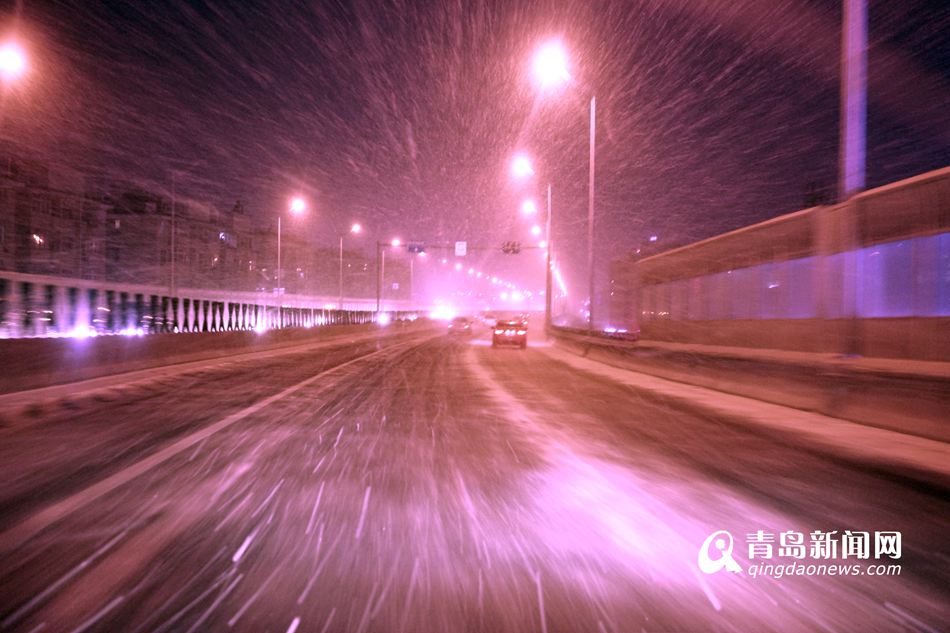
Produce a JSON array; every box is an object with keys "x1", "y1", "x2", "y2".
[
  {"x1": 639, "y1": 317, "x2": 950, "y2": 361},
  {"x1": 0, "y1": 319, "x2": 430, "y2": 395},
  {"x1": 550, "y1": 329, "x2": 950, "y2": 443},
  {"x1": 624, "y1": 166, "x2": 950, "y2": 361}
]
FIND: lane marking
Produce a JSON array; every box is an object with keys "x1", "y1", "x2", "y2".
[{"x1": 0, "y1": 336, "x2": 432, "y2": 554}]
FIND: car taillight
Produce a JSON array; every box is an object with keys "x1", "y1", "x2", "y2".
[
  {"x1": 494, "y1": 329, "x2": 503, "y2": 334},
  {"x1": 517, "y1": 330, "x2": 526, "y2": 335}
]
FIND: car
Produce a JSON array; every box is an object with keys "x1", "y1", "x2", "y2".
[
  {"x1": 447, "y1": 316, "x2": 472, "y2": 335},
  {"x1": 492, "y1": 319, "x2": 527, "y2": 349}
]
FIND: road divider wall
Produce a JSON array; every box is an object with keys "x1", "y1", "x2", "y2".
[
  {"x1": 548, "y1": 327, "x2": 950, "y2": 443},
  {"x1": 0, "y1": 320, "x2": 430, "y2": 395}
]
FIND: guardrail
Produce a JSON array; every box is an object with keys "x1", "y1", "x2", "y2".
[{"x1": 0, "y1": 271, "x2": 417, "y2": 338}]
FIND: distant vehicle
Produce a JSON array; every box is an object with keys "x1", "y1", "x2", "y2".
[
  {"x1": 447, "y1": 316, "x2": 472, "y2": 335},
  {"x1": 492, "y1": 319, "x2": 527, "y2": 349}
]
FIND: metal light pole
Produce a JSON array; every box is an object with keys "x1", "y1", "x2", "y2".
[
  {"x1": 530, "y1": 41, "x2": 597, "y2": 332},
  {"x1": 587, "y1": 96, "x2": 596, "y2": 333},
  {"x1": 839, "y1": 0, "x2": 867, "y2": 200},
  {"x1": 277, "y1": 215, "x2": 282, "y2": 326},
  {"x1": 839, "y1": 0, "x2": 867, "y2": 357},
  {"x1": 339, "y1": 223, "x2": 362, "y2": 310},
  {"x1": 278, "y1": 197, "x2": 306, "y2": 327},
  {"x1": 375, "y1": 241, "x2": 385, "y2": 312},
  {"x1": 545, "y1": 182, "x2": 553, "y2": 329},
  {"x1": 375, "y1": 241, "x2": 381, "y2": 312},
  {"x1": 170, "y1": 173, "x2": 176, "y2": 296}
]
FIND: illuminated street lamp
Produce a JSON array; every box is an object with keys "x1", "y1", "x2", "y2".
[
  {"x1": 531, "y1": 40, "x2": 597, "y2": 333},
  {"x1": 0, "y1": 42, "x2": 26, "y2": 82},
  {"x1": 339, "y1": 222, "x2": 363, "y2": 309},
  {"x1": 511, "y1": 154, "x2": 535, "y2": 179},
  {"x1": 277, "y1": 196, "x2": 306, "y2": 325},
  {"x1": 376, "y1": 237, "x2": 406, "y2": 312},
  {"x1": 533, "y1": 41, "x2": 570, "y2": 90},
  {"x1": 510, "y1": 153, "x2": 555, "y2": 329},
  {"x1": 531, "y1": 225, "x2": 542, "y2": 237}
]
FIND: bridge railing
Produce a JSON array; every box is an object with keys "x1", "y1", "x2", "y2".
[{"x1": 0, "y1": 271, "x2": 416, "y2": 338}]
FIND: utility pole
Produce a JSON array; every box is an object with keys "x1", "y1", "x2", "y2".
[
  {"x1": 587, "y1": 95, "x2": 596, "y2": 333},
  {"x1": 277, "y1": 215, "x2": 282, "y2": 326},
  {"x1": 170, "y1": 172, "x2": 176, "y2": 296},
  {"x1": 839, "y1": 0, "x2": 868, "y2": 357},
  {"x1": 339, "y1": 235, "x2": 344, "y2": 310},
  {"x1": 839, "y1": 0, "x2": 867, "y2": 200},
  {"x1": 545, "y1": 183, "x2": 553, "y2": 330},
  {"x1": 375, "y1": 241, "x2": 384, "y2": 312}
]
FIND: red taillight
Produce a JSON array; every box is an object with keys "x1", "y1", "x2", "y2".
[
  {"x1": 494, "y1": 329, "x2": 503, "y2": 334},
  {"x1": 517, "y1": 330, "x2": 526, "y2": 335}
]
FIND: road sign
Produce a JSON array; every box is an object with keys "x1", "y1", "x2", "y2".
[{"x1": 455, "y1": 241, "x2": 467, "y2": 257}]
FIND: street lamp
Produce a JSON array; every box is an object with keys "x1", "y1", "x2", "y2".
[
  {"x1": 533, "y1": 41, "x2": 571, "y2": 89},
  {"x1": 521, "y1": 200, "x2": 538, "y2": 215},
  {"x1": 376, "y1": 237, "x2": 402, "y2": 312},
  {"x1": 277, "y1": 196, "x2": 306, "y2": 326},
  {"x1": 511, "y1": 154, "x2": 535, "y2": 179},
  {"x1": 0, "y1": 42, "x2": 26, "y2": 82},
  {"x1": 339, "y1": 222, "x2": 362, "y2": 309},
  {"x1": 511, "y1": 155, "x2": 555, "y2": 330},
  {"x1": 531, "y1": 40, "x2": 597, "y2": 333}
]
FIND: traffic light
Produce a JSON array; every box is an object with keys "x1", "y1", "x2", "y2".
[
  {"x1": 407, "y1": 242, "x2": 426, "y2": 253},
  {"x1": 501, "y1": 241, "x2": 521, "y2": 254}
]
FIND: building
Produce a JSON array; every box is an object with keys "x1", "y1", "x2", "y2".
[
  {"x1": 0, "y1": 152, "x2": 108, "y2": 280},
  {"x1": 1, "y1": 148, "x2": 384, "y2": 301}
]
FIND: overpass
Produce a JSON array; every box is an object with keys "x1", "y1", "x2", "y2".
[{"x1": 0, "y1": 271, "x2": 415, "y2": 338}]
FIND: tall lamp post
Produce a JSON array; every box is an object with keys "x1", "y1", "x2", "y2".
[
  {"x1": 512, "y1": 156, "x2": 555, "y2": 329},
  {"x1": 376, "y1": 237, "x2": 401, "y2": 312},
  {"x1": 839, "y1": 0, "x2": 867, "y2": 200},
  {"x1": 277, "y1": 196, "x2": 306, "y2": 326},
  {"x1": 532, "y1": 41, "x2": 597, "y2": 333},
  {"x1": 339, "y1": 222, "x2": 362, "y2": 310}
]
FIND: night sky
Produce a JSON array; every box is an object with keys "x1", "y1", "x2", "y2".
[{"x1": 1, "y1": 0, "x2": 947, "y2": 299}]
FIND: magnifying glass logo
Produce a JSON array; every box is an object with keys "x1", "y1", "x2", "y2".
[{"x1": 698, "y1": 530, "x2": 743, "y2": 574}]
